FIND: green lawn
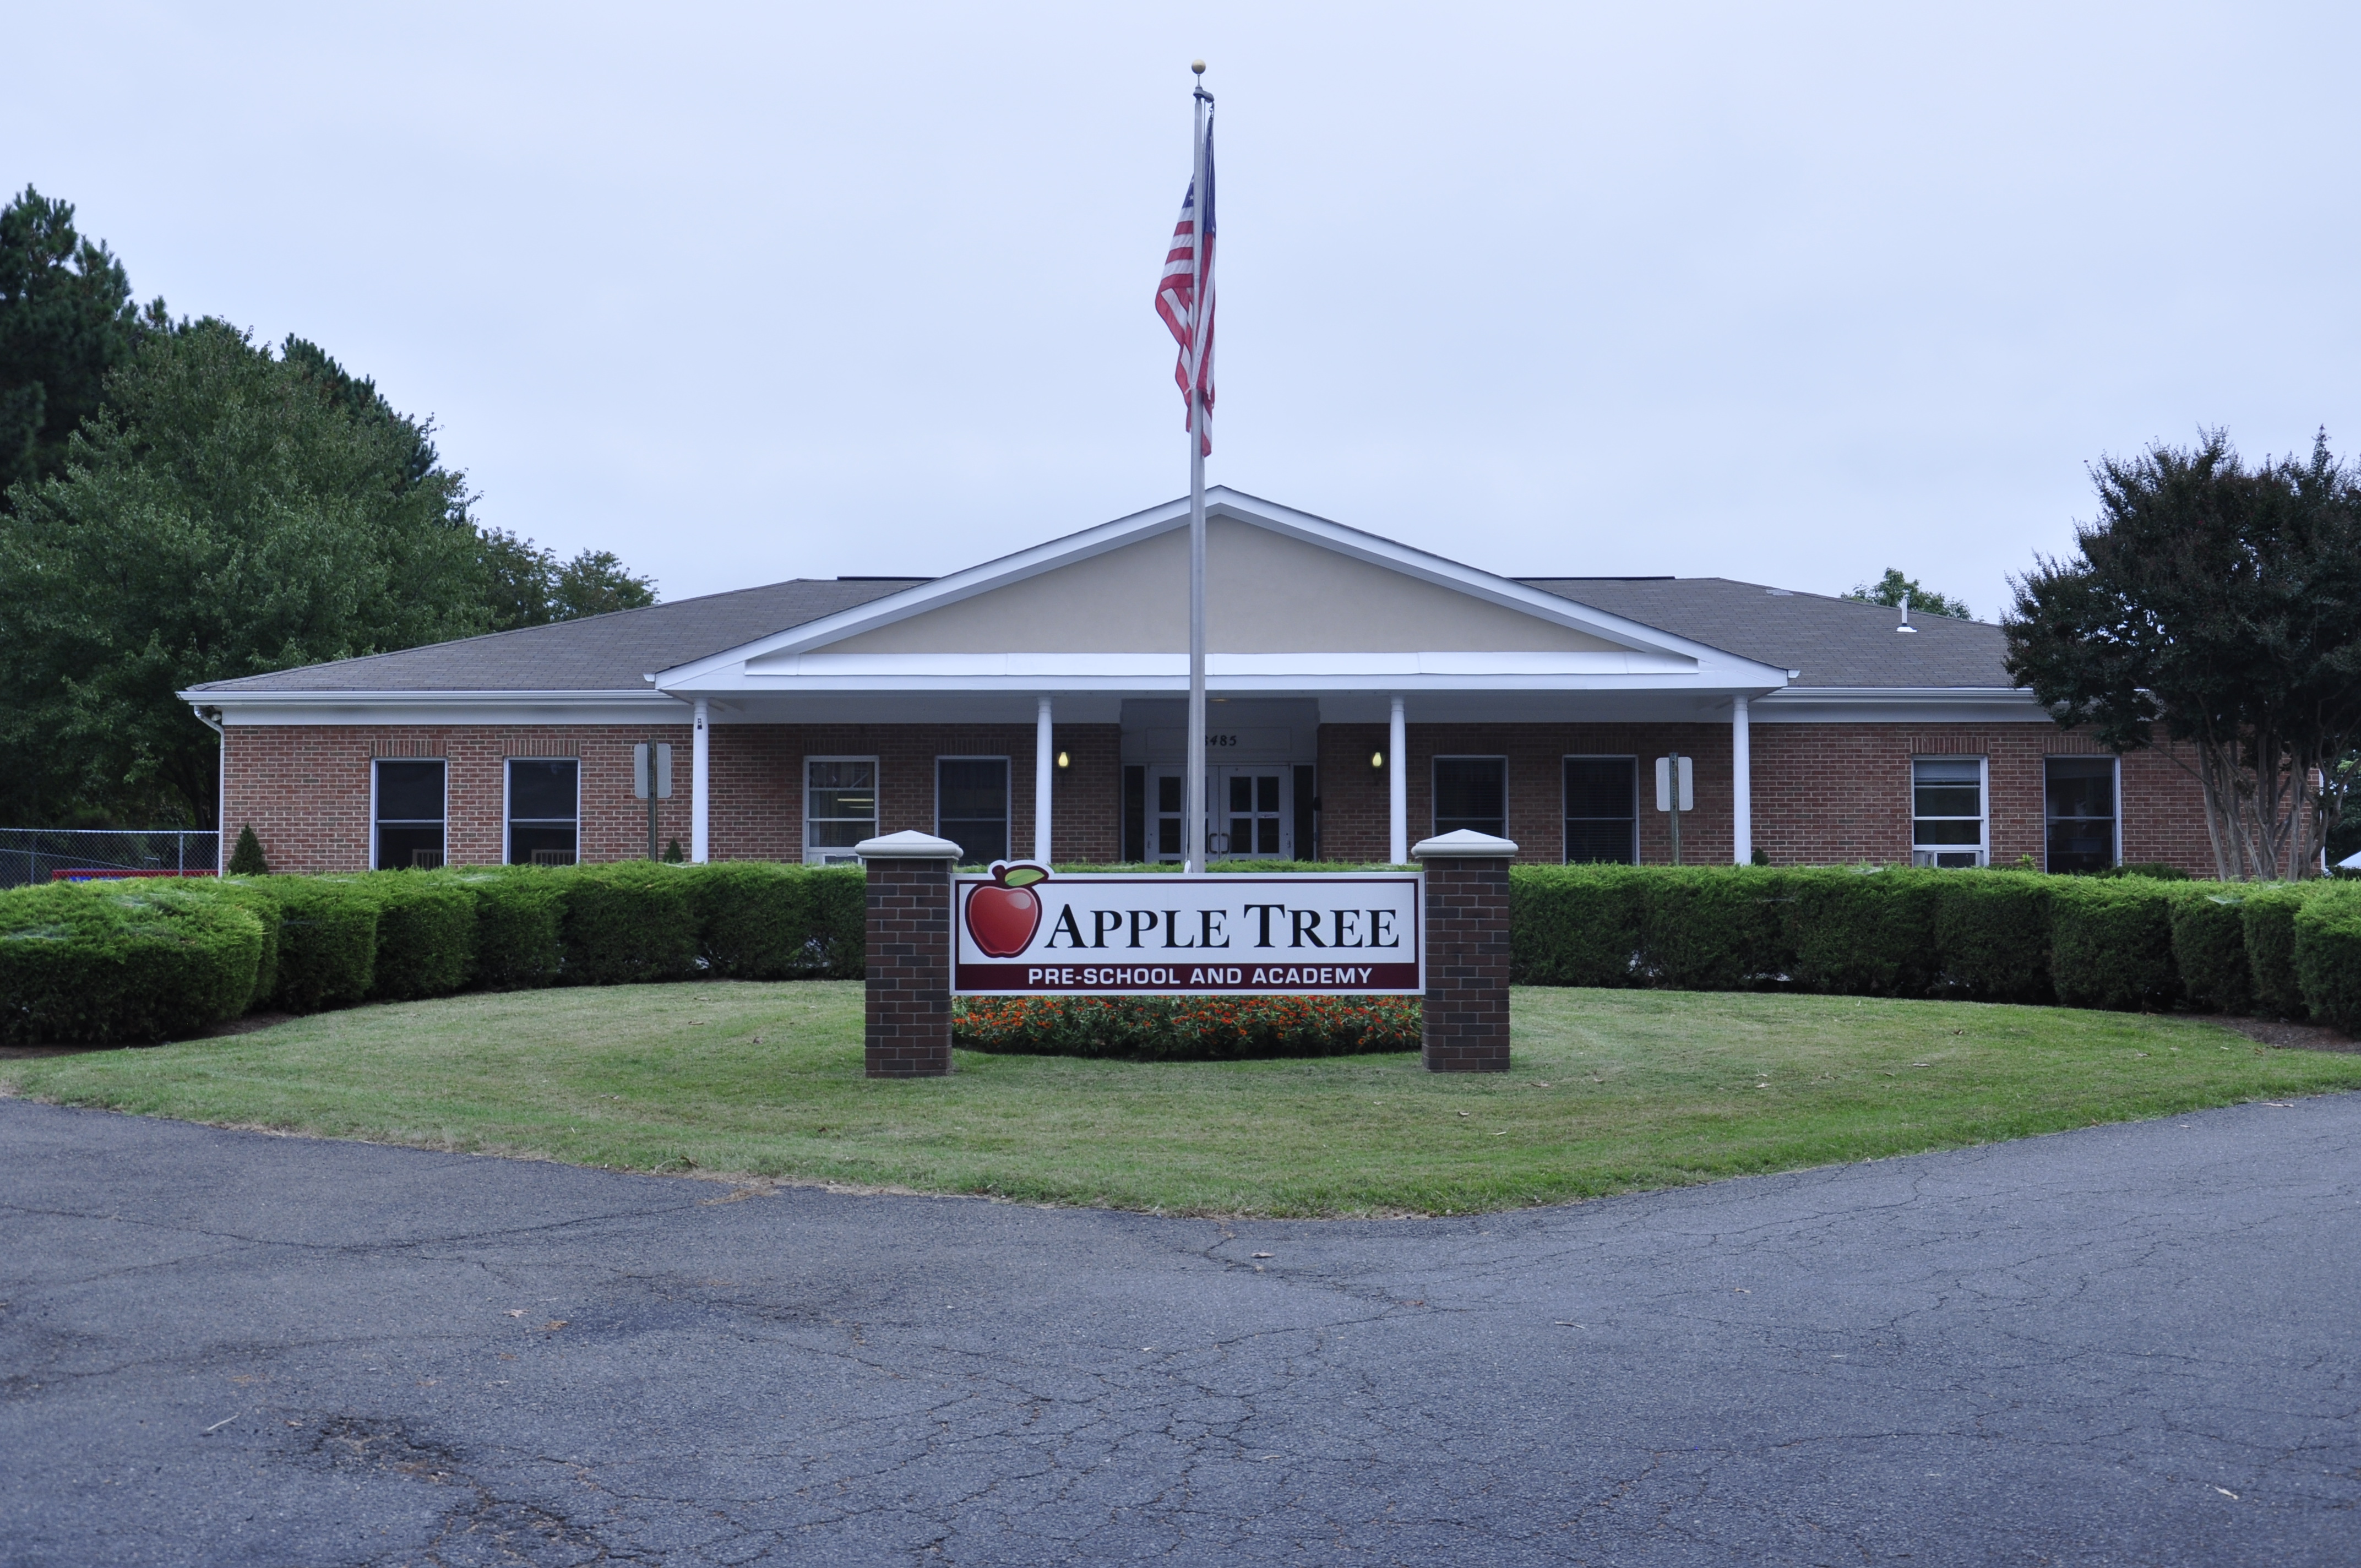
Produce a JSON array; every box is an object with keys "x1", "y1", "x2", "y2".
[{"x1": 7, "y1": 983, "x2": 2358, "y2": 1217}]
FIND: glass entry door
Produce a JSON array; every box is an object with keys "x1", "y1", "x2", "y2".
[{"x1": 1145, "y1": 766, "x2": 1292, "y2": 861}]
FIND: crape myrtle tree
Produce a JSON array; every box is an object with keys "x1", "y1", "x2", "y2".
[
  {"x1": 0, "y1": 321, "x2": 491, "y2": 826},
  {"x1": 2004, "y1": 431, "x2": 2361, "y2": 880}
]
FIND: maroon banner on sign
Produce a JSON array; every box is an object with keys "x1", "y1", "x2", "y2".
[{"x1": 956, "y1": 961, "x2": 1421, "y2": 995}]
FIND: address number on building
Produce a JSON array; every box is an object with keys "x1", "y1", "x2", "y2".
[{"x1": 952, "y1": 867, "x2": 1423, "y2": 995}]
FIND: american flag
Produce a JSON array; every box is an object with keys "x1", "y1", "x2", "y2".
[{"x1": 1154, "y1": 120, "x2": 1215, "y2": 454}]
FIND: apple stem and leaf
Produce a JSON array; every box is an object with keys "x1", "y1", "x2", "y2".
[{"x1": 992, "y1": 862, "x2": 1050, "y2": 889}]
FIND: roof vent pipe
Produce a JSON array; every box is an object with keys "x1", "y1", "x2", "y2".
[{"x1": 1895, "y1": 601, "x2": 1917, "y2": 634}]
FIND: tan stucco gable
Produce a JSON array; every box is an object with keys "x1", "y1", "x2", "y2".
[{"x1": 801, "y1": 518, "x2": 1628, "y2": 656}]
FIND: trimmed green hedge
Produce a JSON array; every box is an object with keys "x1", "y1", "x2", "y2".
[
  {"x1": 265, "y1": 878, "x2": 379, "y2": 1012},
  {"x1": 2169, "y1": 887, "x2": 2253, "y2": 1015},
  {"x1": 2049, "y1": 880, "x2": 2180, "y2": 1011},
  {"x1": 684, "y1": 862, "x2": 865, "y2": 979},
  {"x1": 2294, "y1": 888, "x2": 2361, "y2": 1033},
  {"x1": 353, "y1": 874, "x2": 477, "y2": 1001},
  {"x1": 1789, "y1": 868, "x2": 1940, "y2": 997},
  {"x1": 1930, "y1": 873, "x2": 2054, "y2": 1003},
  {"x1": 1636, "y1": 867, "x2": 1790, "y2": 990},
  {"x1": 1508, "y1": 865, "x2": 1640, "y2": 987},
  {"x1": 459, "y1": 870, "x2": 566, "y2": 990},
  {"x1": 0, "y1": 883, "x2": 264, "y2": 1044},
  {"x1": 559, "y1": 863, "x2": 699, "y2": 985},
  {"x1": 2242, "y1": 888, "x2": 2308, "y2": 1019}
]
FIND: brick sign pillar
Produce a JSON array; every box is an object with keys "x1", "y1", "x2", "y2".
[
  {"x1": 854, "y1": 830, "x2": 964, "y2": 1079},
  {"x1": 1412, "y1": 830, "x2": 1518, "y2": 1072}
]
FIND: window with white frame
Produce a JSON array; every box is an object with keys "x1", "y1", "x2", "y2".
[
  {"x1": 936, "y1": 756, "x2": 1010, "y2": 867},
  {"x1": 506, "y1": 758, "x2": 579, "y2": 865},
  {"x1": 1563, "y1": 756, "x2": 1638, "y2": 864},
  {"x1": 804, "y1": 756, "x2": 877, "y2": 865},
  {"x1": 1910, "y1": 757, "x2": 1986, "y2": 867},
  {"x1": 373, "y1": 759, "x2": 447, "y2": 869},
  {"x1": 2044, "y1": 756, "x2": 2118, "y2": 873},
  {"x1": 1433, "y1": 756, "x2": 1508, "y2": 840}
]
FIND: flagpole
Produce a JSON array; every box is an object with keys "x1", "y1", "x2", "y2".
[{"x1": 1184, "y1": 61, "x2": 1211, "y2": 874}]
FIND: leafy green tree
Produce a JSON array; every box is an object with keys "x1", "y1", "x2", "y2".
[
  {"x1": 479, "y1": 528, "x2": 656, "y2": 630},
  {"x1": 0, "y1": 186, "x2": 159, "y2": 505},
  {"x1": 0, "y1": 320, "x2": 489, "y2": 826},
  {"x1": 1846, "y1": 568, "x2": 1971, "y2": 620},
  {"x1": 2004, "y1": 431, "x2": 2361, "y2": 880}
]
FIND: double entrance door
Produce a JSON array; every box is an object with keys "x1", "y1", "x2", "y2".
[{"x1": 1146, "y1": 765, "x2": 1292, "y2": 862}]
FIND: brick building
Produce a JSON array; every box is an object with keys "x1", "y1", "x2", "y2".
[{"x1": 183, "y1": 488, "x2": 2212, "y2": 876}]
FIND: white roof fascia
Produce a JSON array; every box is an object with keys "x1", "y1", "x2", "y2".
[
  {"x1": 652, "y1": 488, "x2": 1789, "y2": 690},
  {"x1": 183, "y1": 688, "x2": 689, "y2": 726},
  {"x1": 1751, "y1": 687, "x2": 2050, "y2": 724}
]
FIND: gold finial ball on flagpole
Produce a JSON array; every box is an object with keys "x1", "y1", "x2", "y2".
[{"x1": 1191, "y1": 59, "x2": 1206, "y2": 75}]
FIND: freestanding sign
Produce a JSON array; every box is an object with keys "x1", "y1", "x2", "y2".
[{"x1": 953, "y1": 864, "x2": 1422, "y2": 995}]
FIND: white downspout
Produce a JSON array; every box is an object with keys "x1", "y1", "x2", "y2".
[
  {"x1": 1034, "y1": 697, "x2": 1054, "y2": 864},
  {"x1": 1389, "y1": 696, "x2": 1408, "y2": 865},
  {"x1": 1732, "y1": 695, "x2": 1752, "y2": 865},
  {"x1": 190, "y1": 705, "x2": 226, "y2": 874},
  {"x1": 690, "y1": 699, "x2": 710, "y2": 864}
]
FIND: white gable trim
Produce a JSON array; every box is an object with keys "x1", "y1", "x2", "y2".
[{"x1": 652, "y1": 488, "x2": 1792, "y2": 692}]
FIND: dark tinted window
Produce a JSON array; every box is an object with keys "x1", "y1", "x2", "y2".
[
  {"x1": 2046, "y1": 756, "x2": 2116, "y2": 873},
  {"x1": 1434, "y1": 757, "x2": 1506, "y2": 839},
  {"x1": 507, "y1": 759, "x2": 578, "y2": 866},
  {"x1": 374, "y1": 760, "x2": 445, "y2": 869},
  {"x1": 937, "y1": 757, "x2": 1009, "y2": 867},
  {"x1": 1564, "y1": 758, "x2": 1635, "y2": 864}
]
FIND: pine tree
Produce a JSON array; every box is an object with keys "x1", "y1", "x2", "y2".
[{"x1": 226, "y1": 824, "x2": 268, "y2": 875}]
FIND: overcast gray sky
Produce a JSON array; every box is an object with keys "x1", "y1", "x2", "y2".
[{"x1": 10, "y1": 2, "x2": 2356, "y2": 619}]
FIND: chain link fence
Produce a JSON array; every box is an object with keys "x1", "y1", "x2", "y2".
[{"x1": 0, "y1": 829, "x2": 220, "y2": 889}]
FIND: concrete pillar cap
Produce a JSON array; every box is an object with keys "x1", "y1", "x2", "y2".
[
  {"x1": 852, "y1": 830, "x2": 964, "y2": 859},
  {"x1": 1411, "y1": 829, "x2": 1520, "y2": 859}
]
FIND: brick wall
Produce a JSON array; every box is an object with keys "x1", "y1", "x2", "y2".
[
  {"x1": 1421, "y1": 854, "x2": 1512, "y2": 1071},
  {"x1": 224, "y1": 724, "x2": 693, "y2": 874},
  {"x1": 1315, "y1": 719, "x2": 2213, "y2": 874},
  {"x1": 863, "y1": 855, "x2": 954, "y2": 1076},
  {"x1": 708, "y1": 723, "x2": 1120, "y2": 864},
  {"x1": 224, "y1": 720, "x2": 1124, "y2": 874},
  {"x1": 224, "y1": 717, "x2": 2217, "y2": 876}
]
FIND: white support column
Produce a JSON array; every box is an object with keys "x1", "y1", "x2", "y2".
[
  {"x1": 1389, "y1": 696, "x2": 1408, "y2": 865},
  {"x1": 1034, "y1": 696, "x2": 1054, "y2": 864},
  {"x1": 690, "y1": 699, "x2": 710, "y2": 864},
  {"x1": 1731, "y1": 695, "x2": 1752, "y2": 866}
]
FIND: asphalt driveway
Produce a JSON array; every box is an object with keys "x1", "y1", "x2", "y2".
[{"x1": 3, "y1": 1092, "x2": 2357, "y2": 1566}]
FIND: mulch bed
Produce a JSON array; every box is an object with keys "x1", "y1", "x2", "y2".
[{"x1": 2206, "y1": 1015, "x2": 2360, "y2": 1053}]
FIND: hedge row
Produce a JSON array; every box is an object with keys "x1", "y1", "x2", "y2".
[
  {"x1": 0, "y1": 861, "x2": 864, "y2": 1044},
  {"x1": 1509, "y1": 865, "x2": 2361, "y2": 1027}
]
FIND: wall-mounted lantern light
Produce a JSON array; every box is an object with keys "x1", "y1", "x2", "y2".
[
  {"x1": 1370, "y1": 750, "x2": 1385, "y2": 770},
  {"x1": 1055, "y1": 750, "x2": 1070, "y2": 769}
]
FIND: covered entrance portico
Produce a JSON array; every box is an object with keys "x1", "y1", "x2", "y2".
[{"x1": 650, "y1": 491, "x2": 1791, "y2": 868}]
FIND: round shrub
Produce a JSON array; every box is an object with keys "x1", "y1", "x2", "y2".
[{"x1": 0, "y1": 883, "x2": 264, "y2": 1044}]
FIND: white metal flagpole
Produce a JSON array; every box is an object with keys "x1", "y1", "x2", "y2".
[{"x1": 1184, "y1": 61, "x2": 1211, "y2": 874}]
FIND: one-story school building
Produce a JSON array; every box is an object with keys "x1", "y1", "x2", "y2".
[{"x1": 183, "y1": 488, "x2": 2213, "y2": 876}]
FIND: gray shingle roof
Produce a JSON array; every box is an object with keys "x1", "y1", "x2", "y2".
[
  {"x1": 1518, "y1": 577, "x2": 2010, "y2": 689},
  {"x1": 187, "y1": 578, "x2": 924, "y2": 693},
  {"x1": 188, "y1": 560, "x2": 2012, "y2": 697}
]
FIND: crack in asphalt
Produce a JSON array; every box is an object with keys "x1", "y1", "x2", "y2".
[{"x1": 4, "y1": 1096, "x2": 2359, "y2": 1565}]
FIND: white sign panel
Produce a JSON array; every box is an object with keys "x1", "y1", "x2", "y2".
[{"x1": 953, "y1": 865, "x2": 1423, "y2": 996}]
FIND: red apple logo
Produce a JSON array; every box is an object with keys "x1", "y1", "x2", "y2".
[{"x1": 965, "y1": 862, "x2": 1049, "y2": 957}]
